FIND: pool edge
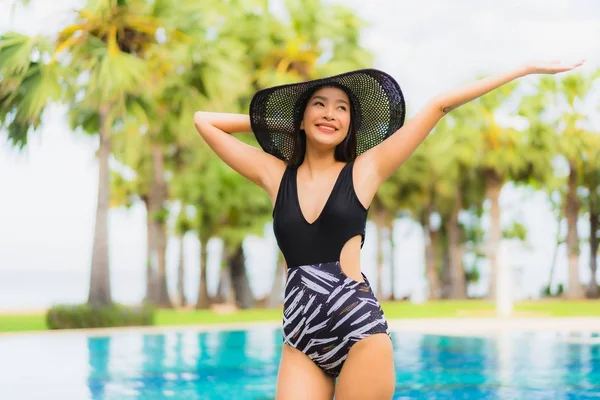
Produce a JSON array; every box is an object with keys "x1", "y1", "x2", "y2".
[{"x1": 3, "y1": 317, "x2": 600, "y2": 338}]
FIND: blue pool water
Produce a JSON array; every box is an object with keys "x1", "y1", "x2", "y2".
[{"x1": 1, "y1": 327, "x2": 599, "y2": 399}]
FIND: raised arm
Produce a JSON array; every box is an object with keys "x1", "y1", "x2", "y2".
[
  {"x1": 360, "y1": 60, "x2": 585, "y2": 183},
  {"x1": 193, "y1": 112, "x2": 285, "y2": 203}
]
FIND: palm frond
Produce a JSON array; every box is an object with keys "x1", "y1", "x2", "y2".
[{"x1": 0, "y1": 32, "x2": 47, "y2": 77}]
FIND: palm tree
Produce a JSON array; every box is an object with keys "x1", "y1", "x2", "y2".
[
  {"x1": 537, "y1": 72, "x2": 598, "y2": 299},
  {"x1": 254, "y1": 0, "x2": 371, "y2": 86},
  {"x1": 199, "y1": 155, "x2": 273, "y2": 309},
  {"x1": 582, "y1": 132, "x2": 600, "y2": 297},
  {"x1": 2, "y1": 0, "x2": 200, "y2": 307},
  {"x1": 174, "y1": 211, "x2": 193, "y2": 307},
  {"x1": 425, "y1": 109, "x2": 483, "y2": 299},
  {"x1": 542, "y1": 178, "x2": 567, "y2": 295},
  {"x1": 166, "y1": 41, "x2": 254, "y2": 309},
  {"x1": 110, "y1": 114, "x2": 161, "y2": 303},
  {"x1": 517, "y1": 85, "x2": 566, "y2": 297},
  {"x1": 224, "y1": 0, "x2": 373, "y2": 303},
  {"x1": 57, "y1": 0, "x2": 189, "y2": 307},
  {"x1": 391, "y1": 132, "x2": 446, "y2": 299},
  {"x1": 0, "y1": 33, "x2": 61, "y2": 148},
  {"x1": 369, "y1": 181, "x2": 397, "y2": 299},
  {"x1": 463, "y1": 80, "x2": 555, "y2": 300},
  {"x1": 471, "y1": 84, "x2": 522, "y2": 300}
]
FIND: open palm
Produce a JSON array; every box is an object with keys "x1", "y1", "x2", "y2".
[{"x1": 526, "y1": 59, "x2": 585, "y2": 75}]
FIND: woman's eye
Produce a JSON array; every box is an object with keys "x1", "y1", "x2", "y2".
[{"x1": 338, "y1": 106, "x2": 347, "y2": 111}]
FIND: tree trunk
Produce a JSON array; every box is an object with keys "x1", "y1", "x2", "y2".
[
  {"x1": 448, "y1": 187, "x2": 466, "y2": 299},
  {"x1": 267, "y1": 252, "x2": 287, "y2": 308},
  {"x1": 143, "y1": 197, "x2": 158, "y2": 304},
  {"x1": 150, "y1": 143, "x2": 172, "y2": 308},
  {"x1": 88, "y1": 105, "x2": 112, "y2": 307},
  {"x1": 547, "y1": 202, "x2": 563, "y2": 295},
  {"x1": 440, "y1": 228, "x2": 451, "y2": 299},
  {"x1": 388, "y1": 220, "x2": 396, "y2": 301},
  {"x1": 376, "y1": 225, "x2": 390, "y2": 300},
  {"x1": 565, "y1": 163, "x2": 583, "y2": 299},
  {"x1": 485, "y1": 169, "x2": 503, "y2": 301},
  {"x1": 372, "y1": 206, "x2": 387, "y2": 299},
  {"x1": 215, "y1": 266, "x2": 231, "y2": 304},
  {"x1": 196, "y1": 237, "x2": 212, "y2": 309},
  {"x1": 225, "y1": 269, "x2": 235, "y2": 304},
  {"x1": 176, "y1": 234, "x2": 186, "y2": 307},
  {"x1": 587, "y1": 207, "x2": 599, "y2": 298},
  {"x1": 423, "y1": 208, "x2": 441, "y2": 300},
  {"x1": 229, "y1": 244, "x2": 254, "y2": 309}
]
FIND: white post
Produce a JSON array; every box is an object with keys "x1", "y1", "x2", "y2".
[{"x1": 496, "y1": 240, "x2": 513, "y2": 317}]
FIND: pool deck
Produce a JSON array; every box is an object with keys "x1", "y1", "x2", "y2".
[{"x1": 3, "y1": 317, "x2": 600, "y2": 338}]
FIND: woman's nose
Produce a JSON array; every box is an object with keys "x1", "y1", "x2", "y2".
[{"x1": 324, "y1": 107, "x2": 335, "y2": 119}]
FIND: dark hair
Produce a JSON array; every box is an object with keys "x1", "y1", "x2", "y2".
[{"x1": 288, "y1": 86, "x2": 358, "y2": 167}]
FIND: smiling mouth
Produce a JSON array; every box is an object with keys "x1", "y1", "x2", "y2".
[{"x1": 316, "y1": 124, "x2": 337, "y2": 132}]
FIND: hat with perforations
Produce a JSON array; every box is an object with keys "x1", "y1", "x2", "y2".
[{"x1": 249, "y1": 69, "x2": 406, "y2": 163}]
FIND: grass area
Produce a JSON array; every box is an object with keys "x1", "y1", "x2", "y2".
[
  {"x1": 1, "y1": 300, "x2": 599, "y2": 334},
  {"x1": 155, "y1": 307, "x2": 283, "y2": 326},
  {"x1": 0, "y1": 314, "x2": 47, "y2": 333},
  {"x1": 512, "y1": 300, "x2": 600, "y2": 317}
]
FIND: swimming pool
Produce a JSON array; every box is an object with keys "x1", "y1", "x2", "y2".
[{"x1": 0, "y1": 326, "x2": 598, "y2": 399}]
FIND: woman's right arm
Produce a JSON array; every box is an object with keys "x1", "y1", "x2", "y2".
[{"x1": 193, "y1": 112, "x2": 286, "y2": 203}]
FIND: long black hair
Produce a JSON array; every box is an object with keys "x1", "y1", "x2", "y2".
[{"x1": 288, "y1": 85, "x2": 359, "y2": 167}]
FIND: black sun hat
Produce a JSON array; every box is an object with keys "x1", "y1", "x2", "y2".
[{"x1": 249, "y1": 68, "x2": 406, "y2": 163}]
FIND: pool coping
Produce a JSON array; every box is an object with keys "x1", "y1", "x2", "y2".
[{"x1": 3, "y1": 317, "x2": 600, "y2": 338}]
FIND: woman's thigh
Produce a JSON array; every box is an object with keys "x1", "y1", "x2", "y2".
[
  {"x1": 334, "y1": 334, "x2": 395, "y2": 400},
  {"x1": 276, "y1": 344, "x2": 335, "y2": 400}
]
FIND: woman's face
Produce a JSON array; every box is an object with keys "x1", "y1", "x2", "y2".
[{"x1": 300, "y1": 86, "x2": 351, "y2": 150}]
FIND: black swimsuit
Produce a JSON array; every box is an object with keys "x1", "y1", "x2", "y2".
[{"x1": 273, "y1": 160, "x2": 389, "y2": 377}]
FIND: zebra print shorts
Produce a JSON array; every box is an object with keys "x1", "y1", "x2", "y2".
[{"x1": 282, "y1": 261, "x2": 389, "y2": 377}]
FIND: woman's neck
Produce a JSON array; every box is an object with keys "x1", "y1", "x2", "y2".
[{"x1": 301, "y1": 147, "x2": 343, "y2": 177}]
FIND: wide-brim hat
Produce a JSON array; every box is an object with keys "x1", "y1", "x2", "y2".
[{"x1": 249, "y1": 68, "x2": 406, "y2": 162}]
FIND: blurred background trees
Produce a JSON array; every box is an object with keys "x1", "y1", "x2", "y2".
[{"x1": 1, "y1": 0, "x2": 599, "y2": 311}]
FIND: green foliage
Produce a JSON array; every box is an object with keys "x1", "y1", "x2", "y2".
[
  {"x1": 151, "y1": 207, "x2": 169, "y2": 224},
  {"x1": 167, "y1": 0, "x2": 372, "y2": 252},
  {"x1": 45, "y1": 303, "x2": 155, "y2": 330},
  {"x1": 465, "y1": 267, "x2": 480, "y2": 283},
  {"x1": 10, "y1": 0, "x2": 32, "y2": 9},
  {"x1": 172, "y1": 142, "x2": 273, "y2": 251},
  {"x1": 536, "y1": 72, "x2": 598, "y2": 173},
  {"x1": 541, "y1": 283, "x2": 564, "y2": 298},
  {"x1": 5, "y1": 0, "x2": 599, "y2": 303},
  {"x1": 503, "y1": 221, "x2": 528, "y2": 241},
  {"x1": 0, "y1": 33, "x2": 62, "y2": 148},
  {"x1": 175, "y1": 210, "x2": 193, "y2": 235},
  {"x1": 110, "y1": 171, "x2": 139, "y2": 208}
]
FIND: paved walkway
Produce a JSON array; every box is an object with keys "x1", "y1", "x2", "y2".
[{"x1": 387, "y1": 317, "x2": 600, "y2": 335}]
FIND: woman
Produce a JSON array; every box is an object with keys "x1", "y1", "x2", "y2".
[{"x1": 193, "y1": 60, "x2": 583, "y2": 400}]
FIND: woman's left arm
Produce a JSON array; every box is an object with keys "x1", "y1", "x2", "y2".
[{"x1": 363, "y1": 60, "x2": 585, "y2": 182}]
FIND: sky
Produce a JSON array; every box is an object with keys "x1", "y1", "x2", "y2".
[{"x1": 1, "y1": 0, "x2": 599, "y2": 309}]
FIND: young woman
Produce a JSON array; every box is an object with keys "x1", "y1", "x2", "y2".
[{"x1": 193, "y1": 60, "x2": 583, "y2": 400}]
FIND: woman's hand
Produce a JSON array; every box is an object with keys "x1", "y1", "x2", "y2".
[{"x1": 523, "y1": 59, "x2": 585, "y2": 75}]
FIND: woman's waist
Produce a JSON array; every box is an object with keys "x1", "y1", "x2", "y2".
[{"x1": 287, "y1": 259, "x2": 340, "y2": 269}]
